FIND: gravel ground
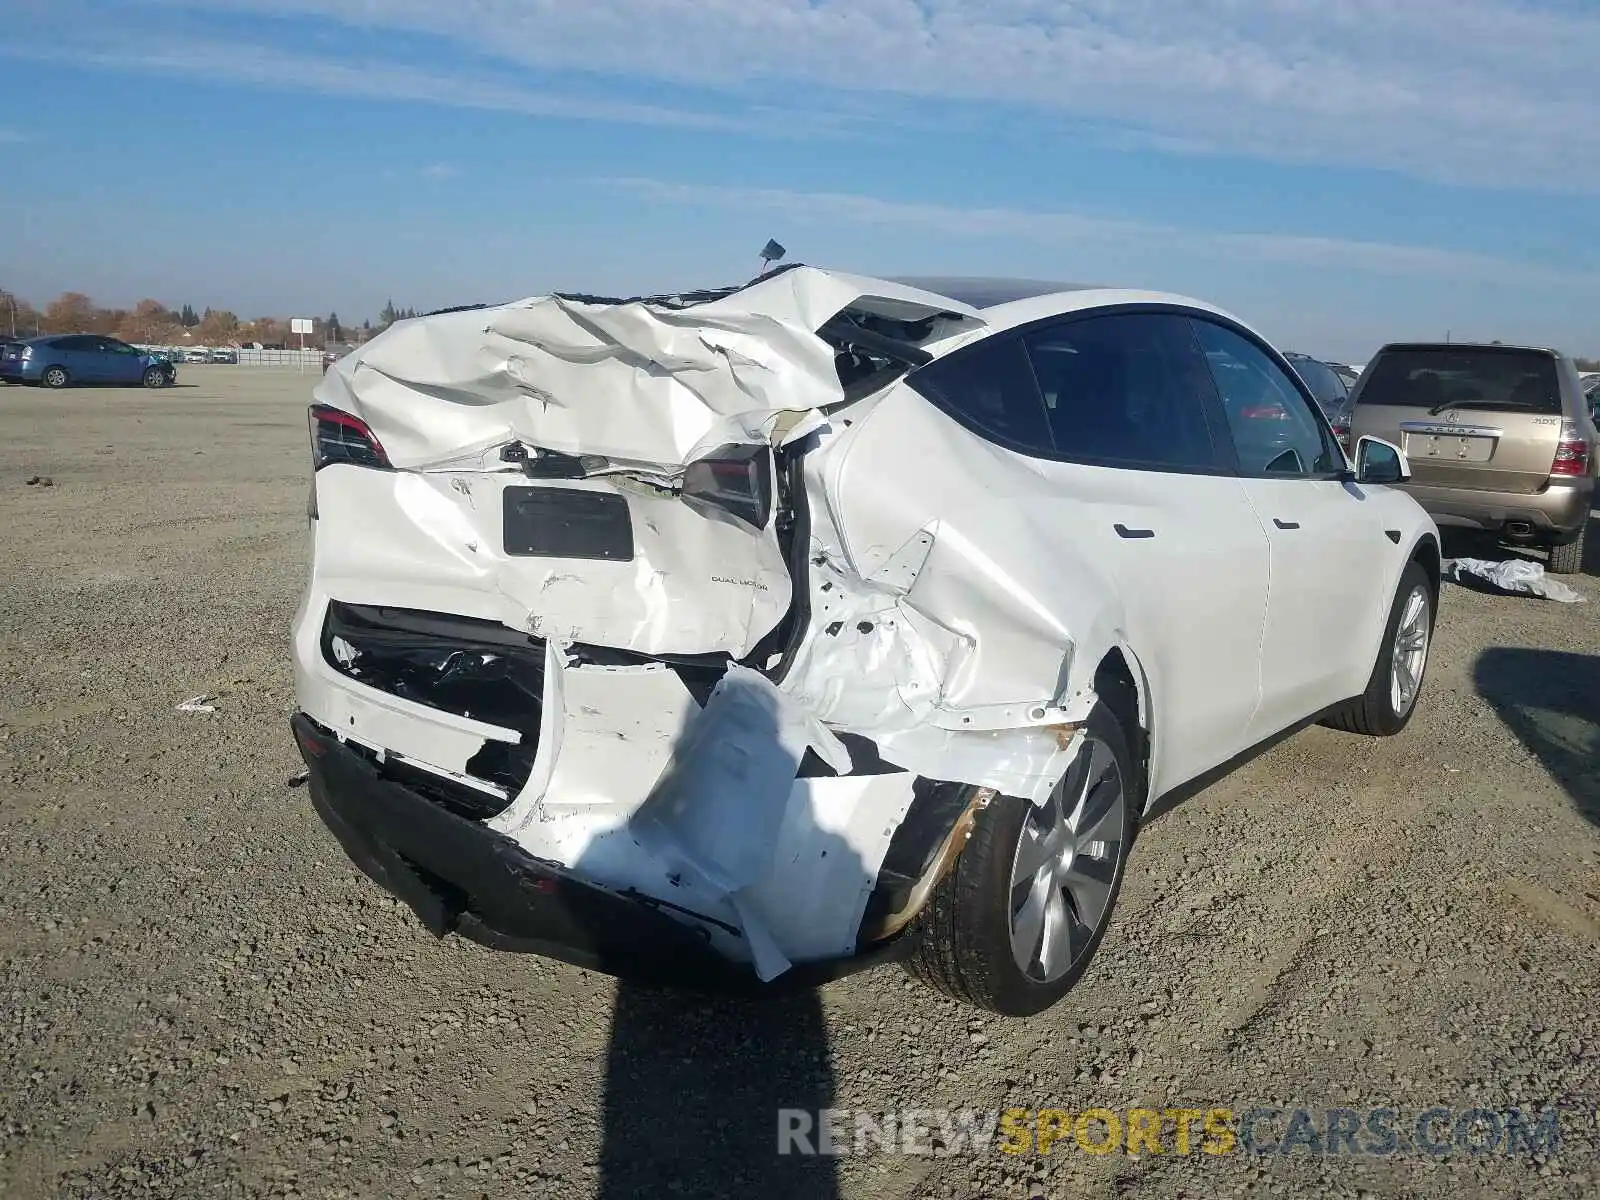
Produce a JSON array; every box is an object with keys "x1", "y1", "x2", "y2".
[{"x1": 2, "y1": 366, "x2": 1598, "y2": 1200}]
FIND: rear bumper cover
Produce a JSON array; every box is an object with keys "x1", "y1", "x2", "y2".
[
  {"x1": 290, "y1": 712, "x2": 912, "y2": 993},
  {"x1": 1400, "y1": 478, "x2": 1594, "y2": 541}
]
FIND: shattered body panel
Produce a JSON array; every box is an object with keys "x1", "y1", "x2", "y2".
[{"x1": 292, "y1": 265, "x2": 1436, "y2": 984}]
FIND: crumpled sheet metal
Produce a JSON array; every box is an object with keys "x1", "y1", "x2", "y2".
[
  {"x1": 300, "y1": 267, "x2": 1126, "y2": 975},
  {"x1": 488, "y1": 659, "x2": 916, "y2": 979},
  {"x1": 1445, "y1": 557, "x2": 1584, "y2": 604},
  {"x1": 315, "y1": 268, "x2": 980, "y2": 471}
]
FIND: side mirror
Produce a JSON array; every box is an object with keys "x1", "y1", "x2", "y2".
[{"x1": 1354, "y1": 435, "x2": 1410, "y2": 485}]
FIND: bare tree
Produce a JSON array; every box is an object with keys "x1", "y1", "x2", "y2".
[
  {"x1": 196, "y1": 308, "x2": 241, "y2": 344},
  {"x1": 42, "y1": 292, "x2": 99, "y2": 334}
]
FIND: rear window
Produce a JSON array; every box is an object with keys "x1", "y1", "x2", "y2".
[{"x1": 1356, "y1": 347, "x2": 1562, "y2": 415}]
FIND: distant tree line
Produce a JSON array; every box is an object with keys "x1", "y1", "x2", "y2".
[{"x1": 0, "y1": 287, "x2": 418, "y2": 348}]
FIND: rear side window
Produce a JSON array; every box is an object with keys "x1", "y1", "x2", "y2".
[
  {"x1": 906, "y1": 334, "x2": 1054, "y2": 453},
  {"x1": 1021, "y1": 313, "x2": 1221, "y2": 470},
  {"x1": 1357, "y1": 348, "x2": 1562, "y2": 415},
  {"x1": 907, "y1": 312, "x2": 1224, "y2": 471}
]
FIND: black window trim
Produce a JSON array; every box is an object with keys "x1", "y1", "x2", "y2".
[{"x1": 904, "y1": 301, "x2": 1343, "y2": 480}]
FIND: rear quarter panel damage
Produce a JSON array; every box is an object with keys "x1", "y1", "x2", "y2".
[{"x1": 297, "y1": 268, "x2": 1150, "y2": 978}]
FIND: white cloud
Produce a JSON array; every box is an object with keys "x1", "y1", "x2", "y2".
[
  {"x1": 602, "y1": 177, "x2": 1588, "y2": 286},
  {"x1": 125, "y1": 0, "x2": 1600, "y2": 190},
  {"x1": 420, "y1": 163, "x2": 458, "y2": 180}
]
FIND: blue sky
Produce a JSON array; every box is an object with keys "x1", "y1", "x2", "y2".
[{"x1": 1, "y1": 0, "x2": 1597, "y2": 362}]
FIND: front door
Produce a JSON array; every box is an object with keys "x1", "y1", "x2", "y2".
[{"x1": 1191, "y1": 319, "x2": 1384, "y2": 737}]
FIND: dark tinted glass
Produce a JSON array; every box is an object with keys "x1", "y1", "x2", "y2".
[
  {"x1": 1289, "y1": 358, "x2": 1348, "y2": 412},
  {"x1": 907, "y1": 334, "x2": 1054, "y2": 452},
  {"x1": 51, "y1": 336, "x2": 94, "y2": 351},
  {"x1": 1021, "y1": 314, "x2": 1220, "y2": 470},
  {"x1": 1192, "y1": 320, "x2": 1342, "y2": 477},
  {"x1": 1356, "y1": 347, "x2": 1562, "y2": 415}
]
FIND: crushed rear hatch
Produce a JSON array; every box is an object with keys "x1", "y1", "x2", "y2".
[{"x1": 295, "y1": 266, "x2": 1000, "y2": 978}]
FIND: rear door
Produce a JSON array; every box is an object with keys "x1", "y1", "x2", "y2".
[
  {"x1": 48, "y1": 336, "x2": 96, "y2": 379},
  {"x1": 1351, "y1": 346, "x2": 1564, "y2": 495},
  {"x1": 846, "y1": 310, "x2": 1271, "y2": 796},
  {"x1": 1191, "y1": 318, "x2": 1386, "y2": 734}
]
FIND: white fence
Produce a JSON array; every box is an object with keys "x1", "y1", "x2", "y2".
[
  {"x1": 234, "y1": 348, "x2": 323, "y2": 368},
  {"x1": 142, "y1": 346, "x2": 325, "y2": 368}
]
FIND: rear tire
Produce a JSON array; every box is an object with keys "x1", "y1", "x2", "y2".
[
  {"x1": 1547, "y1": 536, "x2": 1584, "y2": 575},
  {"x1": 1323, "y1": 561, "x2": 1433, "y2": 737},
  {"x1": 904, "y1": 702, "x2": 1137, "y2": 1016},
  {"x1": 41, "y1": 366, "x2": 68, "y2": 389}
]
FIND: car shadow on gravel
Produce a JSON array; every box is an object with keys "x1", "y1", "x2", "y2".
[
  {"x1": 597, "y1": 985, "x2": 839, "y2": 1199},
  {"x1": 583, "y1": 686, "x2": 851, "y2": 1199},
  {"x1": 1474, "y1": 647, "x2": 1600, "y2": 826}
]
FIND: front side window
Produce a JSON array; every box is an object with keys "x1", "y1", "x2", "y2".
[
  {"x1": 1192, "y1": 321, "x2": 1342, "y2": 477},
  {"x1": 1021, "y1": 313, "x2": 1221, "y2": 471}
]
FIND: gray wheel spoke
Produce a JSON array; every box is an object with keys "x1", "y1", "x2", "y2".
[
  {"x1": 1036, "y1": 885, "x2": 1071, "y2": 978},
  {"x1": 1074, "y1": 778, "x2": 1122, "y2": 847},
  {"x1": 1012, "y1": 822, "x2": 1055, "y2": 882},
  {"x1": 1010, "y1": 869, "x2": 1053, "y2": 971},
  {"x1": 1060, "y1": 854, "x2": 1115, "y2": 928}
]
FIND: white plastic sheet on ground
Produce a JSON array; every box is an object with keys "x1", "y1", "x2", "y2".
[{"x1": 1444, "y1": 558, "x2": 1585, "y2": 604}]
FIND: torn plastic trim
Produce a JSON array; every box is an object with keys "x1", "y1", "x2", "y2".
[{"x1": 858, "y1": 782, "x2": 996, "y2": 943}]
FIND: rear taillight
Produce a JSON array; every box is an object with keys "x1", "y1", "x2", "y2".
[
  {"x1": 1551, "y1": 422, "x2": 1590, "y2": 477},
  {"x1": 680, "y1": 443, "x2": 773, "y2": 530},
  {"x1": 1331, "y1": 420, "x2": 1351, "y2": 452},
  {"x1": 309, "y1": 404, "x2": 389, "y2": 470}
]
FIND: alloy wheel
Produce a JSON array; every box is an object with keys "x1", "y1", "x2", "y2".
[
  {"x1": 1007, "y1": 735, "x2": 1126, "y2": 983},
  {"x1": 1389, "y1": 585, "x2": 1430, "y2": 717}
]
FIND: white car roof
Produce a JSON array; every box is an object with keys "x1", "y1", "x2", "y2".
[{"x1": 974, "y1": 287, "x2": 1246, "y2": 336}]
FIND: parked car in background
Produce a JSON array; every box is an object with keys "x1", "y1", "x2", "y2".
[
  {"x1": 292, "y1": 267, "x2": 1439, "y2": 1016},
  {"x1": 209, "y1": 348, "x2": 239, "y2": 364},
  {"x1": 0, "y1": 334, "x2": 177, "y2": 388},
  {"x1": 1284, "y1": 352, "x2": 1354, "y2": 450},
  {"x1": 1328, "y1": 362, "x2": 1361, "y2": 391},
  {"x1": 1349, "y1": 343, "x2": 1597, "y2": 573},
  {"x1": 182, "y1": 348, "x2": 210, "y2": 364}
]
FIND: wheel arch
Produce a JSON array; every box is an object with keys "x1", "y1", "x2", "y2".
[
  {"x1": 1091, "y1": 643, "x2": 1153, "y2": 814},
  {"x1": 1410, "y1": 532, "x2": 1441, "y2": 601}
]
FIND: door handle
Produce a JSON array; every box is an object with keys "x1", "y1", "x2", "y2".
[
  {"x1": 1273, "y1": 518, "x2": 1300, "y2": 530},
  {"x1": 1114, "y1": 523, "x2": 1155, "y2": 539}
]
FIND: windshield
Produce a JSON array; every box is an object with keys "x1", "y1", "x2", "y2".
[{"x1": 1356, "y1": 347, "x2": 1562, "y2": 415}]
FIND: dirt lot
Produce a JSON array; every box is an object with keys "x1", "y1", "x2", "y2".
[{"x1": 1, "y1": 366, "x2": 1598, "y2": 1200}]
